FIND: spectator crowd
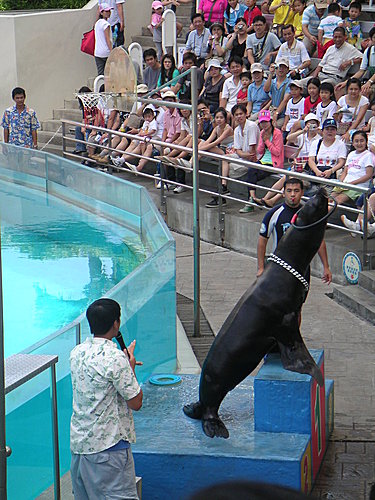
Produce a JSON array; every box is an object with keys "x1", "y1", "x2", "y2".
[{"x1": 84, "y1": 0, "x2": 375, "y2": 231}]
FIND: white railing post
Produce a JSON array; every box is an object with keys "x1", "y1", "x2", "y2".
[
  {"x1": 162, "y1": 10, "x2": 177, "y2": 61},
  {"x1": 128, "y1": 42, "x2": 143, "y2": 73}
]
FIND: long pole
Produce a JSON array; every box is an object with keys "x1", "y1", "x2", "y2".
[
  {"x1": 191, "y1": 66, "x2": 201, "y2": 337},
  {"x1": 0, "y1": 220, "x2": 7, "y2": 499}
]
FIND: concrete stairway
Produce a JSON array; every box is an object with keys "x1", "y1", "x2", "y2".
[
  {"x1": 38, "y1": 98, "x2": 81, "y2": 156},
  {"x1": 332, "y1": 270, "x2": 375, "y2": 325}
]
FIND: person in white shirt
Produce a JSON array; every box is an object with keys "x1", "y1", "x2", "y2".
[
  {"x1": 307, "y1": 118, "x2": 347, "y2": 195},
  {"x1": 94, "y1": 3, "x2": 113, "y2": 76},
  {"x1": 332, "y1": 130, "x2": 373, "y2": 207},
  {"x1": 206, "y1": 103, "x2": 259, "y2": 207},
  {"x1": 219, "y1": 56, "x2": 244, "y2": 114},
  {"x1": 336, "y1": 77, "x2": 369, "y2": 143},
  {"x1": 70, "y1": 298, "x2": 142, "y2": 500},
  {"x1": 317, "y1": 3, "x2": 343, "y2": 46},
  {"x1": 282, "y1": 80, "x2": 305, "y2": 136},
  {"x1": 97, "y1": 0, "x2": 125, "y2": 46},
  {"x1": 313, "y1": 27, "x2": 362, "y2": 87},
  {"x1": 315, "y1": 82, "x2": 337, "y2": 126},
  {"x1": 275, "y1": 24, "x2": 311, "y2": 78}
]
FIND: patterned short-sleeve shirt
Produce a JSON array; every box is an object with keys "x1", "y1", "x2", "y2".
[
  {"x1": 1, "y1": 105, "x2": 40, "y2": 147},
  {"x1": 70, "y1": 337, "x2": 141, "y2": 454}
]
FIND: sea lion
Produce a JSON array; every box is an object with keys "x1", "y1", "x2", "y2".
[{"x1": 183, "y1": 188, "x2": 330, "y2": 439}]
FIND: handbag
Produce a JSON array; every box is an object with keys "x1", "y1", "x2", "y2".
[{"x1": 81, "y1": 28, "x2": 95, "y2": 56}]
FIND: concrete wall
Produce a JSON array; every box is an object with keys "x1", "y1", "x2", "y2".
[{"x1": 0, "y1": 0, "x2": 150, "y2": 123}]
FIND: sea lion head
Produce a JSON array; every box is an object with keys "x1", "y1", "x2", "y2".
[{"x1": 292, "y1": 188, "x2": 329, "y2": 229}]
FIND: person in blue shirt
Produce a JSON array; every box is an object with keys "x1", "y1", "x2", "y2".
[
  {"x1": 247, "y1": 62, "x2": 270, "y2": 120},
  {"x1": 224, "y1": 0, "x2": 247, "y2": 34},
  {"x1": 263, "y1": 59, "x2": 291, "y2": 128}
]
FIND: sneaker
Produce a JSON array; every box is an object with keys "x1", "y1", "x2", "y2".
[
  {"x1": 367, "y1": 223, "x2": 375, "y2": 237},
  {"x1": 341, "y1": 215, "x2": 360, "y2": 232},
  {"x1": 156, "y1": 181, "x2": 162, "y2": 189},
  {"x1": 178, "y1": 158, "x2": 191, "y2": 169},
  {"x1": 124, "y1": 161, "x2": 138, "y2": 172},
  {"x1": 174, "y1": 185, "x2": 186, "y2": 194},
  {"x1": 221, "y1": 185, "x2": 230, "y2": 196},
  {"x1": 112, "y1": 157, "x2": 125, "y2": 167},
  {"x1": 239, "y1": 203, "x2": 254, "y2": 213},
  {"x1": 206, "y1": 197, "x2": 218, "y2": 208}
]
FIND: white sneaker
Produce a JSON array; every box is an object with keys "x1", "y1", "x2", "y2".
[
  {"x1": 124, "y1": 161, "x2": 138, "y2": 172},
  {"x1": 173, "y1": 185, "x2": 186, "y2": 194},
  {"x1": 367, "y1": 223, "x2": 375, "y2": 237},
  {"x1": 112, "y1": 157, "x2": 125, "y2": 167},
  {"x1": 156, "y1": 181, "x2": 161, "y2": 189},
  {"x1": 341, "y1": 215, "x2": 360, "y2": 232}
]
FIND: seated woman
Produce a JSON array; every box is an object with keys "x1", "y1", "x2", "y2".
[
  {"x1": 254, "y1": 112, "x2": 320, "y2": 207},
  {"x1": 239, "y1": 109, "x2": 284, "y2": 213},
  {"x1": 157, "y1": 54, "x2": 180, "y2": 88},
  {"x1": 206, "y1": 23, "x2": 228, "y2": 67},
  {"x1": 225, "y1": 17, "x2": 248, "y2": 65},
  {"x1": 307, "y1": 118, "x2": 347, "y2": 196},
  {"x1": 332, "y1": 130, "x2": 373, "y2": 208},
  {"x1": 200, "y1": 59, "x2": 226, "y2": 113},
  {"x1": 335, "y1": 78, "x2": 369, "y2": 144}
]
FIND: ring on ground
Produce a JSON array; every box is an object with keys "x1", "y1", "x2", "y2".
[{"x1": 149, "y1": 374, "x2": 182, "y2": 386}]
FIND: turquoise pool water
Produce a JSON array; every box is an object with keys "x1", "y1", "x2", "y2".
[{"x1": 0, "y1": 180, "x2": 145, "y2": 357}]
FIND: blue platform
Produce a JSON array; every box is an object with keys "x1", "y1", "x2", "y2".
[{"x1": 132, "y1": 350, "x2": 333, "y2": 499}]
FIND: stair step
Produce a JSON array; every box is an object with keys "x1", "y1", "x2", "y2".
[
  {"x1": 53, "y1": 108, "x2": 82, "y2": 121},
  {"x1": 141, "y1": 25, "x2": 190, "y2": 38},
  {"x1": 131, "y1": 35, "x2": 156, "y2": 50},
  {"x1": 332, "y1": 284, "x2": 375, "y2": 324},
  {"x1": 64, "y1": 99, "x2": 80, "y2": 110},
  {"x1": 358, "y1": 270, "x2": 375, "y2": 294},
  {"x1": 41, "y1": 119, "x2": 64, "y2": 132},
  {"x1": 39, "y1": 143, "x2": 64, "y2": 157},
  {"x1": 38, "y1": 130, "x2": 64, "y2": 146}
]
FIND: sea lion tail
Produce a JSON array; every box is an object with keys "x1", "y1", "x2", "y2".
[
  {"x1": 183, "y1": 401, "x2": 203, "y2": 420},
  {"x1": 202, "y1": 417, "x2": 229, "y2": 439},
  {"x1": 278, "y1": 341, "x2": 324, "y2": 387}
]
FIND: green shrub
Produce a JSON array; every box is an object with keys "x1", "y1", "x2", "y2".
[{"x1": 0, "y1": 0, "x2": 87, "y2": 9}]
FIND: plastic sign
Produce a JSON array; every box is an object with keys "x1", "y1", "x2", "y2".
[{"x1": 342, "y1": 252, "x2": 362, "y2": 284}]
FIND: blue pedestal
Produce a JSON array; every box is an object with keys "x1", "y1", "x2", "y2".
[{"x1": 131, "y1": 350, "x2": 334, "y2": 498}]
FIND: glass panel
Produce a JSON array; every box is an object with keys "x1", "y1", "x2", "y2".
[{"x1": 0, "y1": 143, "x2": 176, "y2": 498}]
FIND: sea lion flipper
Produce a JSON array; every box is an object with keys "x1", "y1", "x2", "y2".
[
  {"x1": 277, "y1": 312, "x2": 324, "y2": 387},
  {"x1": 183, "y1": 402, "x2": 203, "y2": 420},
  {"x1": 202, "y1": 417, "x2": 229, "y2": 439}
]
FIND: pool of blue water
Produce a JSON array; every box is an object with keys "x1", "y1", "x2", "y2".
[{"x1": 0, "y1": 180, "x2": 145, "y2": 357}]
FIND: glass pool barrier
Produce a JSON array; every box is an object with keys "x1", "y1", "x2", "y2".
[{"x1": 0, "y1": 143, "x2": 176, "y2": 499}]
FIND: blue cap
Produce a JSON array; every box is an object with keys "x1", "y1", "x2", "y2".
[{"x1": 322, "y1": 118, "x2": 337, "y2": 130}]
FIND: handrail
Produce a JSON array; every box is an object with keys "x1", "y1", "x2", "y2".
[{"x1": 61, "y1": 116, "x2": 374, "y2": 267}]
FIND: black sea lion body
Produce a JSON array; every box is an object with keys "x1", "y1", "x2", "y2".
[{"x1": 183, "y1": 189, "x2": 329, "y2": 438}]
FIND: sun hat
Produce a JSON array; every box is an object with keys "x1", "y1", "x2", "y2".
[
  {"x1": 99, "y1": 2, "x2": 113, "y2": 11},
  {"x1": 258, "y1": 110, "x2": 271, "y2": 123},
  {"x1": 137, "y1": 84, "x2": 149, "y2": 94},
  {"x1": 290, "y1": 80, "x2": 303, "y2": 89},
  {"x1": 152, "y1": 1, "x2": 164, "y2": 9},
  {"x1": 162, "y1": 90, "x2": 177, "y2": 99},
  {"x1": 314, "y1": 0, "x2": 328, "y2": 8},
  {"x1": 277, "y1": 58, "x2": 289, "y2": 68},
  {"x1": 322, "y1": 118, "x2": 337, "y2": 129},
  {"x1": 210, "y1": 22, "x2": 224, "y2": 33},
  {"x1": 305, "y1": 113, "x2": 319, "y2": 123},
  {"x1": 250, "y1": 63, "x2": 263, "y2": 73},
  {"x1": 207, "y1": 59, "x2": 222, "y2": 70}
]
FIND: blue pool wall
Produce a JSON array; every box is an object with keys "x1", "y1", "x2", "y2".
[{"x1": 0, "y1": 144, "x2": 177, "y2": 499}]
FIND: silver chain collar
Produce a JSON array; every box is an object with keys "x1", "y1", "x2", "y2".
[{"x1": 267, "y1": 253, "x2": 309, "y2": 291}]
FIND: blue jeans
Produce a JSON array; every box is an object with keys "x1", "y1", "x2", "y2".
[{"x1": 75, "y1": 126, "x2": 87, "y2": 152}]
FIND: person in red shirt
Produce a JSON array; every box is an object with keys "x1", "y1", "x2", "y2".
[
  {"x1": 244, "y1": 0, "x2": 262, "y2": 33},
  {"x1": 237, "y1": 71, "x2": 252, "y2": 103},
  {"x1": 304, "y1": 77, "x2": 321, "y2": 115}
]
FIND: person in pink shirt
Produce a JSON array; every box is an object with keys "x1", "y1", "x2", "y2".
[
  {"x1": 161, "y1": 90, "x2": 183, "y2": 185},
  {"x1": 198, "y1": 0, "x2": 228, "y2": 25}
]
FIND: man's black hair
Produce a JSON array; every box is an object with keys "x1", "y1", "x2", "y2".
[
  {"x1": 284, "y1": 177, "x2": 304, "y2": 190},
  {"x1": 191, "y1": 12, "x2": 204, "y2": 22},
  {"x1": 282, "y1": 23, "x2": 295, "y2": 32},
  {"x1": 253, "y1": 15, "x2": 267, "y2": 25},
  {"x1": 369, "y1": 27, "x2": 375, "y2": 39},
  {"x1": 349, "y1": 1, "x2": 361, "y2": 10},
  {"x1": 143, "y1": 48, "x2": 157, "y2": 61},
  {"x1": 198, "y1": 97, "x2": 210, "y2": 108},
  {"x1": 333, "y1": 26, "x2": 346, "y2": 36},
  {"x1": 86, "y1": 298, "x2": 121, "y2": 336},
  {"x1": 231, "y1": 103, "x2": 247, "y2": 115},
  {"x1": 183, "y1": 51, "x2": 197, "y2": 64},
  {"x1": 328, "y1": 2, "x2": 340, "y2": 13},
  {"x1": 228, "y1": 55, "x2": 243, "y2": 67},
  {"x1": 12, "y1": 87, "x2": 26, "y2": 99}
]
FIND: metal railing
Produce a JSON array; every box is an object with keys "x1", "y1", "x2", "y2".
[{"x1": 61, "y1": 119, "x2": 372, "y2": 256}]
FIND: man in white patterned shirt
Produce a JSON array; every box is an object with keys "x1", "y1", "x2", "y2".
[{"x1": 70, "y1": 298, "x2": 143, "y2": 499}]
